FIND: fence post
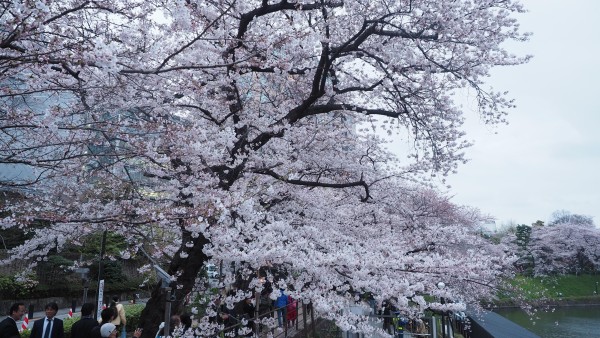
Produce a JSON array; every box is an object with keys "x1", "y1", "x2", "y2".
[
  {"x1": 295, "y1": 301, "x2": 299, "y2": 330},
  {"x1": 303, "y1": 302, "x2": 308, "y2": 338},
  {"x1": 310, "y1": 302, "x2": 316, "y2": 338},
  {"x1": 284, "y1": 306, "x2": 288, "y2": 337}
]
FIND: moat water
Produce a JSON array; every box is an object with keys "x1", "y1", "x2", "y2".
[{"x1": 494, "y1": 305, "x2": 600, "y2": 337}]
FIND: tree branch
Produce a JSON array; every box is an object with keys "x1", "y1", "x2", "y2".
[{"x1": 252, "y1": 168, "x2": 371, "y2": 202}]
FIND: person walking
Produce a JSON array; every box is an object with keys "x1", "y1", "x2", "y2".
[
  {"x1": 0, "y1": 303, "x2": 25, "y2": 338},
  {"x1": 286, "y1": 295, "x2": 298, "y2": 327},
  {"x1": 29, "y1": 302, "x2": 64, "y2": 338},
  {"x1": 70, "y1": 303, "x2": 98, "y2": 338},
  {"x1": 109, "y1": 296, "x2": 127, "y2": 338},
  {"x1": 275, "y1": 289, "x2": 288, "y2": 328}
]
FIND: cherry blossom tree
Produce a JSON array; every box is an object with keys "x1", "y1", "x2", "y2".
[
  {"x1": 503, "y1": 221, "x2": 600, "y2": 277},
  {"x1": 549, "y1": 210, "x2": 595, "y2": 227},
  {"x1": 527, "y1": 223, "x2": 600, "y2": 276},
  {"x1": 1, "y1": 0, "x2": 528, "y2": 336}
]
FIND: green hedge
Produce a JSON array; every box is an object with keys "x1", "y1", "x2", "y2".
[
  {"x1": 63, "y1": 317, "x2": 77, "y2": 336},
  {"x1": 20, "y1": 304, "x2": 145, "y2": 338},
  {"x1": 0, "y1": 275, "x2": 37, "y2": 299},
  {"x1": 123, "y1": 304, "x2": 145, "y2": 333}
]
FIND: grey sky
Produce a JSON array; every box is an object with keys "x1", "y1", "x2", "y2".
[{"x1": 441, "y1": 0, "x2": 600, "y2": 226}]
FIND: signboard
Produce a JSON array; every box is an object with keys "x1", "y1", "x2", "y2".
[
  {"x1": 74, "y1": 267, "x2": 90, "y2": 274},
  {"x1": 96, "y1": 279, "x2": 105, "y2": 319}
]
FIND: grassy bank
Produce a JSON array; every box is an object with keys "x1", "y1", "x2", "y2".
[{"x1": 497, "y1": 274, "x2": 600, "y2": 305}]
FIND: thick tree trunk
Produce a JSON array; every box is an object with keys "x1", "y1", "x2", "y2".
[{"x1": 138, "y1": 231, "x2": 210, "y2": 338}]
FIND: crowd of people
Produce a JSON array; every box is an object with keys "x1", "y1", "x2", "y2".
[
  {"x1": 380, "y1": 300, "x2": 428, "y2": 337},
  {"x1": 0, "y1": 297, "x2": 143, "y2": 338},
  {"x1": 1, "y1": 284, "x2": 306, "y2": 338},
  {"x1": 205, "y1": 282, "x2": 303, "y2": 337},
  {"x1": 1, "y1": 291, "x2": 437, "y2": 338}
]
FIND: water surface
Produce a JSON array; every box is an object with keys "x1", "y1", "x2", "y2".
[{"x1": 494, "y1": 305, "x2": 600, "y2": 338}]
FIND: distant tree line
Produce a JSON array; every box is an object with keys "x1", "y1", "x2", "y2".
[{"x1": 500, "y1": 210, "x2": 599, "y2": 276}]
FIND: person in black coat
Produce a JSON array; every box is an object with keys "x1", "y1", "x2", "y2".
[
  {"x1": 238, "y1": 297, "x2": 256, "y2": 336},
  {"x1": 91, "y1": 308, "x2": 116, "y2": 338},
  {"x1": 70, "y1": 303, "x2": 98, "y2": 338},
  {"x1": 30, "y1": 302, "x2": 64, "y2": 338},
  {"x1": 0, "y1": 303, "x2": 26, "y2": 338},
  {"x1": 179, "y1": 313, "x2": 192, "y2": 333}
]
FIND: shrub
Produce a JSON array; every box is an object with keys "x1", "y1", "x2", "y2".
[
  {"x1": 0, "y1": 275, "x2": 18, "y2": 297},
  {"x1": 0, "y1": 273, "x2": 38, "y2": 299},
  {"x1": 63, "y1": 317, "x2": 78, "y2": 337},
  {"x1": 124, "y1": 304, "x2": 145, "y2": 332}
]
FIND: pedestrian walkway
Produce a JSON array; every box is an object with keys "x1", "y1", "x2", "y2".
[
  {"x1": 261, "y1": 316, "x2": 313, "y2": 338},
  {"x1": 250, "y1": 303, "x2": 316, "y2": 338}
]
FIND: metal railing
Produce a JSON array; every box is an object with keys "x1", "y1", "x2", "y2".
[{"x1": 212, "y1": 300, "x2": 317, "y2": 338}]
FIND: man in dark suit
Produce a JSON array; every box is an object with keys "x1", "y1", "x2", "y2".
[
  {"x1": 30, "y1": 302, "x2": 64, "y2": 338},
  {"x1": 0, "y1": 302, "x2": 26, "y2": 338},
  {"x1": 70, "y1": 303, "x2": 98, "y2": 338}
]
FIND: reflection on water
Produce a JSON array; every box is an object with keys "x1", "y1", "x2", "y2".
[{"x1": 494, "y1": 305, "x2": 600, "y2": 338}]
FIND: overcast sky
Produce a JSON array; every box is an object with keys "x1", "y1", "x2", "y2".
[{"x1": 436, "y1": 0, "x2": 600, "y2": 227}]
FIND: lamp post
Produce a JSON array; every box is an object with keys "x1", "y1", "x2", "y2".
[
  {"x1": 437, "y1": 282, "x2": 446, "y2": 338},
  {"x1": 82, "y1": 278, "x2": 90, "y2": 303}
]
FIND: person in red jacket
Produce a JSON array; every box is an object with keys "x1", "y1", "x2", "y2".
[{"x1": 286, "y1": 296, "x2": 298, "y2": 327}]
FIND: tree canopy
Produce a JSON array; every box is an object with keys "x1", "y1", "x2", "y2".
[
  {"x1": 1, "y1": 0, "x2": 528, "y2": 336},
  {"x1": 504, "y1": 222, "x2": 600, "y2": 276},
  {"x1": 549, "y1": 210, "x2": 595, "y2": 227}
]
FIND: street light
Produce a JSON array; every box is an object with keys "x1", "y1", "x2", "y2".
[
  {"x1": 74, "y1": 267, "x2": 90, "y2": 303},
  {"x1": 437, "y1": 282, "x2": 447, "y2": 338}
]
